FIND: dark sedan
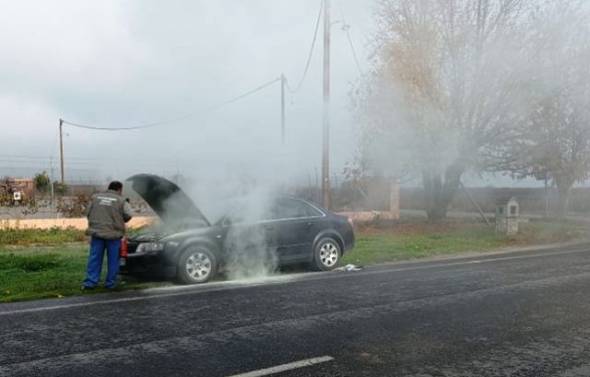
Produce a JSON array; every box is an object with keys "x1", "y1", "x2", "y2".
[{"x1": 121, "y1": 174, "x2": 355, "y2": 284}]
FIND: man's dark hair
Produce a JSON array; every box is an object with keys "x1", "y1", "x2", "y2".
[{"x1": 108, "y1": 181, "x2": 123, "y2": 191}]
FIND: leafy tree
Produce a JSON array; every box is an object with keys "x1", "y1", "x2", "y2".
[
  {"x1": 33, "y1": 171, "x2": 50, "y2": 193},
  {"x1": 490, "y1": 3, "x2": 590, "y2": 217},
  {"x1": 355, "y1": 0, "x2": 532, "y2": 222},
  {"x1": 53, "y1": 182, "x2": 68, "y2": 196}
]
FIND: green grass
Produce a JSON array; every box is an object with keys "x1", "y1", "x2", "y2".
[
  {"x1": 342, "y1": 220, "x2": 589, "y2": 266},
  {"x1": 0, "y1": 227, "x2": 86, "y2": 246},
  {"x1": 0, "y1": 220, "x2": 587, "y2": 303},
  {"x1": 342, "y1": 227, "x2": 504, "y2": 266},
  {"x1": 0, "y1": 244, "x2": 165, "y2": 303}
]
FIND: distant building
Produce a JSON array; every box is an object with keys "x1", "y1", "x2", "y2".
[
  {"x1": 11, "y1": 178, "x2": 35, "y2": 195},
  {"x1": 1, "y1": 177, "x2": 35, "y2": 199}
]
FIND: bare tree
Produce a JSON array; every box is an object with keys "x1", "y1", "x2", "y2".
[{"x1": 355, "y1": 0, "x2": 535, "y2": 221}]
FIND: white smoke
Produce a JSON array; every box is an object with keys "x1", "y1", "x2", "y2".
[{"x1": 220, "y1": 187, "x2": 279, "y2": 281}]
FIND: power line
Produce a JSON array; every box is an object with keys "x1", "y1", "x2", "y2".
[
  {"x1": 0, "y1": 154, "x2": 57, "y2": 160},
  {"x1": 336, "y1": 3, "x2": 363, "y2": 76},
  {"x1": 49, "y1": 126, "x2": 59, "y2": 164},
  {"x1": 0, "y1": 165, "x2": 97, "y2": 172},
  {"x1": 342, "y1": 24, "x2": 363, "y2": 75},
  {"x1": 61, "y1": 117, "x2": 181, "y2": 131},
  {"x1": 286, "y1": 0, "x2": 324, "y2": 93},
  {"x1": 207, "y1": 77, "x2": 281, "y2": 110},
  {"x1": 61, "y1": 77, "x2": 281, "y2": 132}
]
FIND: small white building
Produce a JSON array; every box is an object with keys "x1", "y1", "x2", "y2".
[{"x1": 496, "y1": 197, "x2": 519, "y2": 236}]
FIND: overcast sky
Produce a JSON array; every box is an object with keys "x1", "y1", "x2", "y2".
[{"x1": 0, "y1": 0, "x2": 377, "y2": 186}]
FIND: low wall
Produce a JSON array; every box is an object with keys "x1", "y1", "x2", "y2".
[
  {"x1": 0, "y1": 216, "x2": 155, "y2": 230},
  {"x1": 338, "y1": 211, "x2": 400, "y2": 223},
  {"x1": 0, "y1": 210, "x2": 398, "y2": 230}
]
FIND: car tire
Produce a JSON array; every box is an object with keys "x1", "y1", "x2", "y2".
[
  {"x1": 311, "y1": 237, "x2": 341, "y2": 271},
  {"x1": 176, "y1": 246, "x2": 217, "y2": 284}
]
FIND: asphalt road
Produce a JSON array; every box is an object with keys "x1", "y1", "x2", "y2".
[{"x1": 3, "y1": 243, "x2": 590, "y2": 377}]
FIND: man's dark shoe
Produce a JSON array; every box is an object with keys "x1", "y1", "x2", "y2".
[{"x1": 105, "y1": 280, "x2": 125, "y2": 290}]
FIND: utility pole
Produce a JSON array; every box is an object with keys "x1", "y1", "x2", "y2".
[
  {"x1": 322, "y1": 0, "x2": 331, "y2": 209},
  {"x1": 59, "y1": 118, "x2": 65, "y2": 185},
  {"x1": 281, "y1": 74, "x2": 286, "y2": 144}
]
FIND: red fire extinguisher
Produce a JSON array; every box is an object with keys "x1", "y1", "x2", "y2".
[{"x1": 120, "y1": 237, "x2": 128, "y2": 258}]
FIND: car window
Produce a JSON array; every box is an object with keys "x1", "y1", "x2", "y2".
[
  {"x1": 220, "y1": 201, "x2": 274, "y2": 224},
  {"x1": 298, "y1": 200, "x2": 323, "y2": 217},
  {"x1": 270, "y1": 199, "x2": 322, "y2": 220}
]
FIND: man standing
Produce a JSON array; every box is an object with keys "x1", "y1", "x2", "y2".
[{"x1": 82, "y1": 181, "x2": 133, "y2": 290}]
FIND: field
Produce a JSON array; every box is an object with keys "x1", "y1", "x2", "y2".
[
  {"x1": 0, "y1": 244, "x2": 164, "y2": 302},
  {"x1": 0, "y1": 220, "x2": 587, "y2": 303},
  {"x1": 342, "y1": 220, "x2": 587, "y2": 266}
]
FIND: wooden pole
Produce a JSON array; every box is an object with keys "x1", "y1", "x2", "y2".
[{"x1": 322, "y1": 0, "x2": 331, "y2": 209}]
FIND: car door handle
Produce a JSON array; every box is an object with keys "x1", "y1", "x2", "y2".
[{"x1": 264, "y1": 225, "x2": 275, "y2": 230}]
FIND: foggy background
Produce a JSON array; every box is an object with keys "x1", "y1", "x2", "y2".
[
  {"x1": 0, "y1": 0, "x2": 374, "y2": 186},
  {"x1": 0, "y1": 0, "x2": 548, "y2": 189}
]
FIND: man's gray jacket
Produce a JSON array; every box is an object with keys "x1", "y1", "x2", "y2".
[{"x1": 85, "y1": 190, "x2": 133, "y2": 239}]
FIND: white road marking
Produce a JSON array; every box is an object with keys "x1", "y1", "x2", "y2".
[
  {"x1": 0, "y1": 278, "x2": 297, "y2": 317},
  {"x1": 1, "y1": 246, "x2": 588, "y2": 317},
  {"x1": 227, "y1": 356, "x2": 334, "y2": 377}
]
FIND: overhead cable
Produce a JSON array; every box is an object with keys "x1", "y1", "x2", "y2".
[
  {"x1": 336, "y1": 3, "x2": 364, "y2": 76},
  {"x1": 286, "y1": 0, "x2": 324, "y2": 93},
  {"x1": 343, "y1": 24, "x2": 363, "y2": 75},
  {"x1": 61, "y1": 77, "x2": 281, "y2": 131}
]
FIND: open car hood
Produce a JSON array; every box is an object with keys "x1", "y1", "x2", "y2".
[{"x1": 126, "y1": 174, "x2": 210, "y2": 228}]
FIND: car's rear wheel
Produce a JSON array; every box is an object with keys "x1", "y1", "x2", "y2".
[
  {"x1": 312, "y1": 237, "x2": 341, "y2": 271},
  {"x1": 177, "y1": 246, "x2": 217, "y2": 284}
]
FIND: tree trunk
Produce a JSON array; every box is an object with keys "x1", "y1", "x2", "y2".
[
  {"x1": 554, "y1": 176, "x2": 573, "y2": 219},
  {"x1": 422, "y1": 162, "x2": 465, "y2": 223}
]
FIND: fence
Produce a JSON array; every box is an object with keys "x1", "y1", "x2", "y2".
[
  {"x1": 0, "y1": 216, "x2": 154, "y2": 230},
  {"x1": 400, "y1": 186, "x2": 590, "y2": 215}
]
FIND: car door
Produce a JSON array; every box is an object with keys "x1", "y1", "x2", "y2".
[
  {"x1": 268, "y1": 198, "x2": 325, "y2": 263},
  {"x1": 220, "y1": 206, "x2": 278, "y2": 262}
]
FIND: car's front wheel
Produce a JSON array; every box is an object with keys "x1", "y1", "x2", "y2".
[
  {"x1": 312, "y1": 237, "x2": 341, "y2": 271},
  {"x1": 177, "y1": 246, "x2": 217, "y2": 284}
]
